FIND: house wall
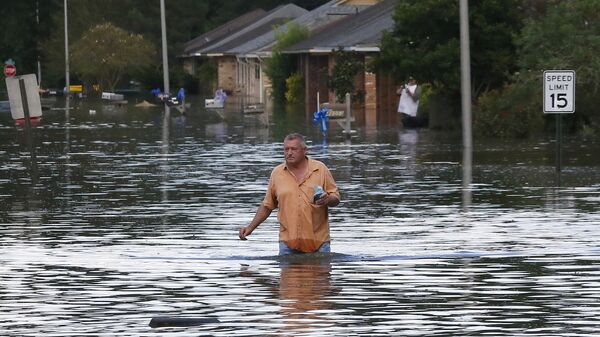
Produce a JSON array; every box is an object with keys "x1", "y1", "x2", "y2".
[
  {"x1": 303, "y1": 54, "x2": 329, "y2": 118},
  {"x1": 182, "y1": 58, "x2": 195, "y2": 75},
  {"x1": 242, "y1": 59, "x2": 263, "y2": 103},
  {"x1": 364, "y1": 69, "x2": 377, "y2": 127},
  {"x1": 377, "y1": 73, "x2": 399, "y2": 125},
  {"x1": 299, "y1": 51, "x2": 401, "y2": 128},
  {"x1": 217, "y1": 56, "x2": 237, "y2": 93}
]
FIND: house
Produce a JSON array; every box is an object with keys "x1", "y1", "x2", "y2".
[
  {"x1": 182, "y1": 0, "x2": 378, "y2": 103},
  {"x1": 182, "y1": 0, "x2": 397, "y2": 127},
  {"x1": 181, "y1": 9, "x2": 268, "y2": 76},
  {"x1": 182, "y1": 4, "x2": 308, "y2": 103},
  {"x1": 281, "y1": 0, "x2": 397, "y2": 127}
]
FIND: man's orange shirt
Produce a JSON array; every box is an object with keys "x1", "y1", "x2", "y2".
[{"x1": 262, "y1": 158, "x2": 340, "y2": 252}]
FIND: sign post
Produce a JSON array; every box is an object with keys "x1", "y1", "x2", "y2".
[{"x1": 543, "y1": 70, "x2": 575, "y2": 173}]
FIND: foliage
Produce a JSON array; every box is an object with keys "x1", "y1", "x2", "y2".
[
  {"x1": 0, "y1": 1, "x2": 59, "y2": 85},
  {"x1": 517, "y1": 0, "x2": 600, "y2": 132},
  {"x1": 328, "y1": 48, "x2": 363, "y2": 102},
  {"x1": 195, "y1": 60, "x2": 218, "y2": 95},
  {"x1": 378, "y1": 0, "x2": 523, "y2": 98},
  {"x1": 264, "y1": 22, "x2": 309, "y2": 102},
  {"x1": 473, "y1": 73, "x2": 545, "y2": 138},
  {"x1": 70, "y1": 23, "x2": 155, "y2": 92},
  {"x1": 6, "y1": 0, "x2": 329, "y2": 89},
  {"x1": 285, "y1": 73, "x2": 304, "y2": 103}
]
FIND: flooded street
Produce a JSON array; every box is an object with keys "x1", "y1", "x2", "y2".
[{"x1": 1, "y1": 97, "x2": 600, "y2": 336}]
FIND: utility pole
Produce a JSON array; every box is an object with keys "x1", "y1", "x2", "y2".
[
  {"x1": 64, "y1": 0, "x2": 70, "y2": 95},
  {"x1": 160, "y1": 0, "x2": 170, "y2": 96}
]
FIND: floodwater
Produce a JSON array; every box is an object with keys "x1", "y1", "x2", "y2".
[{"x1": 1, "y1": 96, "x2": 600, "y2": 336}]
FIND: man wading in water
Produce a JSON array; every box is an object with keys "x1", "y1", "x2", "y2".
[{"x1": 238, "y1": 133, "x2": 340, "y2": 255}]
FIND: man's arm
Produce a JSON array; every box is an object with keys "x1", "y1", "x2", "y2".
[{"x1": 239, "y1": 204, "x2": 273, "y2": 240}]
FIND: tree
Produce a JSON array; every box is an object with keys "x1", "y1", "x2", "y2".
[
  {"x1": 516, "y1": 0, "x2": 600, "y2": 132},
  {"x1": 0, "y1": 1, "x2": 59, "y2": 83},
  {"x1": 378, "y1": 0, "x2": 523, "y2": 97},
  {"x1": 70, "y1": 23, "x2": 155, "y2": 92},
  {"x1": 264, "y1": 22, "x2": 309, "y2": 102},
  {"x1": 328, "y1": 48, "x2": 363, "y2": 102}
]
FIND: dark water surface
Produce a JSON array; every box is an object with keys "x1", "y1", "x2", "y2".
[{"x1": 1, "y1": 97, "x2": 600, "y2": 336}]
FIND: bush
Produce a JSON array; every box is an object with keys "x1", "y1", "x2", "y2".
[
  {"x1": 473, "y1": 76, "x2": 545, "y2": 138},
  {"x1": 329, "y1": 48, "x2": 363, "y2": 102},
  {"x1": 285, "y1": 73, "x2": 304, "y2": 103},
  {"x1": 264, "y1": 22, "x2": 309, "y2": 102}
]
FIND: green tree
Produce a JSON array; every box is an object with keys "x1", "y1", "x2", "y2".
[
  {"x1": 70, "y1": 23, "x2": 155, "y2": 92},
  {"x1": 517, "y1": 0, "x2": 600, "y2": 132},
  {"x1": 328, "y1": 48, "x2": 363, "y2": 102},
  {"x1": 378, "y1": 0, "x2": 523, "y2": 100},
  {"x1": 264, "y1": 22, "x2": 309, "y2": 102},
  {"x1": 0, "y1": 1, "x2": 59, "y2": 85}
]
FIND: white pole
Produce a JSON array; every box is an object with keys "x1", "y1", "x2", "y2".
[
  {"x1": 344, "y1": 92, "x2": 351, "y2": 135},
  {"x1": 317, "y1": 91, "x2": 320, "y2": 112},
  {"x1": 160, "y1": 0, "x2": 170, "y2": 95},
  {"x1": 459, "y1": 0, "x2": 472, "y2": 209},
  {"x1": 459, "y1": 0, "x2": 472, "y2": 150},
  {"x1": 36, "y1": 0, "x2": 42, "y2": 85},
  {"x1": 64, "y1": 0, "x2": 70, "y2": 95}
]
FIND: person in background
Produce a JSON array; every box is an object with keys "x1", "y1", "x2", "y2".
[
  {"x1": 397, "y1": 76, "x2": 422, "y2": 127},
  {"x1": 214, "y1": 87, "x2": 227, "y2": 103},
  {"x1": 238, "y1": 133, "x2": 340, "y2": 255}
]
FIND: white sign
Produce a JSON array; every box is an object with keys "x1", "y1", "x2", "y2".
[
  {"x1": 544, "y1": 70, "x2": 575, "y2": 113},
  {"x1": 5, "y1": 74, "x2": 43, "y2": 120}
]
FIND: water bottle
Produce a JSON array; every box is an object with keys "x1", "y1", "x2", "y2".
[{"x1": 313, "y1": 185, "x2": 325, "y2": 203}]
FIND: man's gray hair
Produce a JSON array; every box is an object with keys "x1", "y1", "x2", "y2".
[{"x1": 284, "y1": 133, "x2": 307, "y2": 149}]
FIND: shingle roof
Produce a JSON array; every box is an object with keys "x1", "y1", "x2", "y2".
[
  {"x1": 252, "y1": 0, "x2": 373, "y2": 56},
  {"x1": 282, "y1": 0, "x2": 395, "y2": 54},
  {"x1": 183, "y1": 9, "x2": 267, "y2": 55},
  {"x1": 190, "y1": 4, "x2": 308, "y2": 56}
]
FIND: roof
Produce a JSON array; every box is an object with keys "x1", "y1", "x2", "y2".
[
  {"x1": 251, "y1": 0, "x2": 374, "y2": 56},
  {"x1": 281, "y1": 0, "x2": 395, "y2": 54},
  {"x1": 188, "y1": 4, "x2": 308, "y2": 57},
  {"x1": 182, "y1": 9, "x2": 267, "y2": 55}
]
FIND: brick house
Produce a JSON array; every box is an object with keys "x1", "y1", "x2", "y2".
[{"x1": 281, "y1": 0, "x2": 397, "y2": 127}]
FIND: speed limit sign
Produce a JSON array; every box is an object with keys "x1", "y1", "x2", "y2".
[{"x1": 544, "y1": 70, "x2": 575, "y2": 113}]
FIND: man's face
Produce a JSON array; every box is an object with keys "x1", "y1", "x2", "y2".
[{"x1": 284, "y1": 139, "x2": 307, "y2": 166}]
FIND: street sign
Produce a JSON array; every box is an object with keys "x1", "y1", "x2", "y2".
[
  {"x1": 544, "y1": 70, "x2": 575, "y2": 113},
  {"x1": 5, "y1": 74, "x2": 43, "y2": 120},
  {"x1": 4, "y1": 64, "x2": 16, "y2": 77}
]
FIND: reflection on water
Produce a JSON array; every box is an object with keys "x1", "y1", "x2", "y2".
[{"x1": 1, "y1": 96, "x2": 600, "y2": 336}]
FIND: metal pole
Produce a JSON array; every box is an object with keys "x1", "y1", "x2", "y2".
[
  {"x1": 19, "y1": 79, "x2": 32, "y2": 131},
  {"x1": 160, "y1": 0, "x2": 170, "y2": 96},
  {"x1": 64, "y1": 0, "x2": 70, "y2": 95},
  {"x1": 317, "y1": 91, "x2": 320, "y2": 112},
  {"x1": 19, "y1": 78, "x2": 37, "y2": 180},
  {"x1": 36, "y1": 0, "x2": 42, "y2": 86},
  {"x1": 556, "y1": 115, "x2": 562, "y2": 172},
  {"x1": 460, "y1": 0, "x2": 473, "y2": 212},
  {"x1": 459, "y1": 0, "x2": 472, "y2": 151},
  {"x1": 344, "y1": 92, "x2": 351, "y2": 136}
]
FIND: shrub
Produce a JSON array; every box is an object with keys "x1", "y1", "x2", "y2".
[
  {"x1": 285, "y1": 73, "x2": 304, "y2": 103},
  {"x1": 473, "y1": 75, "x2": 545, "y2": 138}
]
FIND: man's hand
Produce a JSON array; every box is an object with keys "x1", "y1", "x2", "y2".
[
  {"x1": 239, "y1": 226, "x2": 253, "y2": 240},
  {"x1": 315, "y1": 193, "x2": 339, "y2": 207}
]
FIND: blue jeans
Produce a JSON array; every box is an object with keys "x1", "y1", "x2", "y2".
[{"x1": 279, "y1": 241, "x2": 330, "y2": 255}]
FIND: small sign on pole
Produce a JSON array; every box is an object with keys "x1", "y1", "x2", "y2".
[
  {"x1": 4, "y1": 63, "x2": 16, "y2": 77},
  {"x1": 544, "y1": 70, "x2": 575, "y2": 113}
]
